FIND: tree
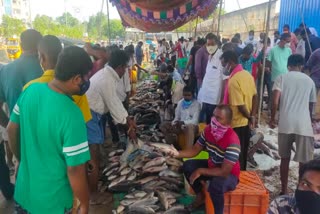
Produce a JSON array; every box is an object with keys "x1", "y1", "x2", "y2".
[
  {"x1": 56, "y1": 12, "x2": 79, "y2": 27},
  {"x1": 33, "y1": 15, "x2": 61, "y2": 35},
  {"x1": 87, "y1": 12, "x2": 125, "y2": 40},
  {"x1": 33, "y1": 14, "x2": 85, "y2": 39},
  {"x1": 0, "y1": 15, "x2": 25, "y2": 38},
  {"x1": 106, "y1": 19, "x2": 125, "y2": 39}
]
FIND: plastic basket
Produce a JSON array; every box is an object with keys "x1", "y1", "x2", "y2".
[{"x1": 205, "y1": 171, "x2": 269, "y2": 214}]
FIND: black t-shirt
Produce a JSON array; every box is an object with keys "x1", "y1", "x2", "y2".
[{"x1": 190, "y1": 45, "x2": 201, "y2": 74}]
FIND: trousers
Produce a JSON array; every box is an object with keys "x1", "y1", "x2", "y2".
[
  {"x1": 199, "y1": 103, "x2": 216, "y2": 124},
  {"x1": 183, "y1": 160, "x2": 238, "y2": 214},
  {"x1": 0, "y1": 142, "x2": 14, "y2": 200},
  {"x1": 233, "y1": 125, "x2": 250, "y2": 170}
]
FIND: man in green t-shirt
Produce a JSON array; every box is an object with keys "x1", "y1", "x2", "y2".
[
  {"x1": 267, "y1": 33, "x2": 292, "y2": 82},
  {"x1": 7, "y1": 46, "x2": 93, "y2": 214}
]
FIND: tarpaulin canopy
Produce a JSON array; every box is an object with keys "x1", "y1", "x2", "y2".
[{"x1": 109, "y1": 0, "x2": 219, "y2": 32}]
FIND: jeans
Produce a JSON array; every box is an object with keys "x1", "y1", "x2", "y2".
[
  {"x1": 0, "y1": 142, "x2": 14, "y2": 200},
  {"x1": 183, "y1": 160, "x2": 239, "y2": 214},
  {"x1": 257, "y1": 72, "x2": 272, "y2": 109},
  {"x1": 199, "y1": 103, "x2": 216, "y2": 124}
]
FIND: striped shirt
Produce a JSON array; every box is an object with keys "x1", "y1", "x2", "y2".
[{"x1": 197, "y1": 125, "x2": 241, "y2": 177}]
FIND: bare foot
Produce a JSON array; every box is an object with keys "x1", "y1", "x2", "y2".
[{"x1": 187, "y1": 192, "x2": 205, "y2": 210}]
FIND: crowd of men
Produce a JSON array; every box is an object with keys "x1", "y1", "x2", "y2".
[{"x1": 0, "y1": 22, "x2": 320, "y2": 214}]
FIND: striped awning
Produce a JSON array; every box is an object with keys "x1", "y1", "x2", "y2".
[{"x1": 109, "y1": 0, "x2": 219, "y2": 32}]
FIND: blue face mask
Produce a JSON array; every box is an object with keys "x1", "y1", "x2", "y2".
[
  {"x1": 78, "y1": 79, "x2": 90, "y2": 96},
  {"x1": 182, "y1": 99, "x2": 192, "y2": 109}
]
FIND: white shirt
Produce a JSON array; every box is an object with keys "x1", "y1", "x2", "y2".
[
  {"x1": 86, "y1": 65, "x2": 128, "y2": 124},
  {"x1": 296, "y1": 39, "x2": 306, "y2": 58},
  {"x1": 273, "y1": 71, "x2": 317, "y2": 137},
  {"x1": 310, "y1": 27, "x2": 318, "y2": 37},
  {"x1": 117, "y1": 58, "x2": 132, "y2": 102},
  {"x1": 198, "y1": 49, "x2": 223, "y2": 105},
  {"x1": 158, "y1": 45, "x2": 166, "y2": 56},
  {"x1": 173, "y1": 99, "x2": 201, "y2": 125}
]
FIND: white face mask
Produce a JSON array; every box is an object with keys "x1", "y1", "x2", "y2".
[
  {"x1": 207, "y1": 45, "x2": 218, "y2": 55},
  {"x1": 285, "y1": 43, "x2": 290, "y2": 48}
]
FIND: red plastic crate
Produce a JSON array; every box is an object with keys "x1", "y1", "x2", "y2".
[{"x1": 205, "y1": 171, "x2": 269, "y2": 214}]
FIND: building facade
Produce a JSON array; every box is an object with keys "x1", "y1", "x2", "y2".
[
  {"x1": 197, "y1": 1, "x2": 279, "y2": 40},
  {"x1": 0, "y1": 0, "x2": 30, "y2": 22}
]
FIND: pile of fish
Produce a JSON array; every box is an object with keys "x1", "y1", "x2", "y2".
[
  {"x1": 129, "y1": 80, "x2": 165, "y2": 142},
  {"x1": 103, "y1": 142, "x2": 190, "y2": 214}
]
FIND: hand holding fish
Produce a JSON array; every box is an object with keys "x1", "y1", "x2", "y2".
[{"x1": 167, "y1": 148, "x2": 180, "y2": 158}]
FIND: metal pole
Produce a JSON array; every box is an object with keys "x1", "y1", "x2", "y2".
[
  {"x1": 258, "y1": 0, "x2": 272, "y2": 126},
  {"x1": 28, "y1": 0, "x2": 33, "y2": 28},
  {"x1": 236, "y1": 0, "x2": 248, "y2": 31},
  {"x1": 64, "y1": 0, "x2": 68, "y2": 27},
  {"x1": 194, "y1": 16, "x2": 198, "y2": 38},
  {"x1": 106, "y1": 0, "x2": 111, "y2": 45},
  {"x1": 297, "y1": 1, "x2": 312, "y2": 55},
  {"x1": 217, "y1": 0, "x2": 223, "y2": 36},
  {"x1": 98, "y1": 0, "x2": 104, "y2": 41}
]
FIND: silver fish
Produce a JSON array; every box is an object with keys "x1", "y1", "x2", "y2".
[
  {"x1": 108, "y1": 175, "x2": 126, "y2": 188},
  {"x1": 159, "y1": 169, "x2": 181, "y2": 178},
  {"x1": 120, "y1": 198, "x2": 139, "y2": 206},
  {"x1": 143, "y1": 157, "x2": 166, "y2": 170},
  {"x1": 125, "y1": 191, "x2": 147, "y2": 199},
  {"x1": 109, "y1": 155, "x2": 121, "y2": 162},
  {"x1": 127, "y1": 206, "x2": 155, "y2": 214},
  {"x1": 166, "y1": 158, "x2": 183, "y2": 167},
  {"x1": 149, "y1": 143, "x2": 178, "y2": 154},
  {"x1": 142, "y1": 180, "x2": 166, "y2": 191},
  {"x1": 136, "y1": 176, "x2": 158, "y2": 185},
  {"x1": 102, "y1": 162, "x2": 119, "y2": 174},
  {"x1": 132, "y1": 161, "x2": 144, "y2": 170},
  {"x1": 129, "y1": 197, "x2": 158, "y2": 208},
  {"x1": 127, "y1": 171, "x2": 137, "y2": 181},
  {"x1": 144, "y1": 164, "x2": 168, "y2": 173},
  {"x1": 118, "y1": 162, "x2": 128, "y2": 172},
  {"x1": 157, "y1": 190, "x2": 169, "y2": 210},
  {"x1": 107, "y1": 174, "x2": 118, "y2": 181},
  {"x1": 116, "y1": 205, "x2": 125, "y2": 213},
  {"x1": 120, "y1": 167, "x2": 132, "y2": 175},
  {"x1": 163, "y1": 205, "x2": 188, "y2": 214},
  {"x1": 163, "y1": 191, "x2": 182, "y2": 199},
  {"x1": 167, "y1": 198, "x2": 176, "y2": 205},
  {"x1": 160, "y1": 176, "x2": 184, "y2": 187},
  {"x1": 148, "y1": 205, "x2": 160, "y2": 212},
  {"x1": 105, "y1": 167, "x2": 119, "y2": 177}
]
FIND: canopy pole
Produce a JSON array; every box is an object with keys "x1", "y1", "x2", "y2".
[
  {"x1": 194, "y1": 16, "x2": 199, "y2": 38},
  {"x1": 106, "y1": 0, "x2": 111, "y2": 45},
  {"x1": 258, "y1": 0, "x2": 272, "y2": 126},
  {"x1": 236, "y1": 0, "x2": 248, "y2": 31},
  {"x1": 298, "y1": 1, "x2": 312, "y2": 55},
  {"x1": 99, "y1": 0, "x2": 105, "y2": 41},
  {"x1": 216, "y1": 0, "x2": 223, "y2": 36}
]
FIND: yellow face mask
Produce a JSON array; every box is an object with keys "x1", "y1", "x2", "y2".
[{"x1": 206, "y1": 45, "x2": 218, "y2": 55}]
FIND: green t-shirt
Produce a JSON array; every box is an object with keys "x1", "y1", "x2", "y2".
[
  {"x1": 10, "y1": 83, "x2": 90, "y2": 214},
  {"x1": 267, "y1": 45, "x2": 292, "y2": 81}
]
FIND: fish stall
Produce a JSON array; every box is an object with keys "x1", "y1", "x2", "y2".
[{"x1": 101, "y1": 80, "x2": 200, "y2": 214}]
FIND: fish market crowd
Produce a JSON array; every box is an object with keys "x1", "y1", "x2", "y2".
[{"x1": 1, "y1": 24, "x2": 320, "y2": 214}]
